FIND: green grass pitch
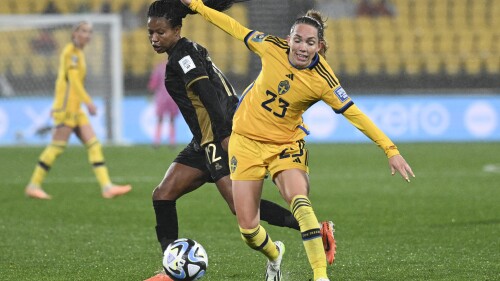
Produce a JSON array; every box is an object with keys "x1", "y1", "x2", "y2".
[{"x1": 1, "y1": 142, "x2": 499, "y2": 280}]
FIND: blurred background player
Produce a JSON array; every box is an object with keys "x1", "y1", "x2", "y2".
[
  {"x1": 25, "y1": 21, "x2": 132, "y2": 200},
  {"x1": 182, "y1": 0, "x2": 414, "y2": 280},
  {"x1": 148, "y1": 60, "x2": 180, "y2": 148},
  {"x1": 144, "y1": 1, "x2": 334, "y2": 280}
]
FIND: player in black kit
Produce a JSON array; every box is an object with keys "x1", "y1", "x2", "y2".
[{"x1": 144, "y1": 1, "x2": 312, "y2": 279}]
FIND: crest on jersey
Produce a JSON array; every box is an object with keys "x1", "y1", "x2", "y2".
[
  {"x1": 71, "y1": 55, "x2": 78, "y2": 66},
  {"x1": 251, "y1": 33, "x2": 267, "y2": 43},
  {"x1": 278, "y1": 80, "x2": 290, "y2": 95},
  {"x1": 230, "y1": 156, "x2": 237, "y2": 173},
  {"x1": 179, "y1": 55, "x2": 196, "y2": 74},
  {"x1": 334, "y1": 86, "x2": 349, "y2": 102}
]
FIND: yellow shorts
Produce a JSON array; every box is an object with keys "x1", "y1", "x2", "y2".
[
  {"x1": 53, "y1": 109, "x2": 90, "y2": 128},
  {"x1": 228, "y1": 132, "x2": 309, "y2": 180}
]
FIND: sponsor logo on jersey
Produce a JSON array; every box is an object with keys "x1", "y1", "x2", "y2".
[
  {"x1": 252, "y1": 33, "x2": 267, "y2": 42},
  {"x1": 179, "y1": 55, "x2": 196, "y2": 74},
  {"x1": 334, "y1": 86, "x2": 349, "y2": 102},
  {"x1": 278, "y1": 80, "x2": 290, "y2": 95},
  {"x1": 215, "y1": 162, "x2": 222, "y2": 171},
  {"x1": 286, "y1": 73, "x2": 294, "y2": 80}
]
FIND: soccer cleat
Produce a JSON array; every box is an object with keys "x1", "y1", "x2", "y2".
[
  {"x1": 265, "y1": 241, "x2": 285, "y2": 281},
  {"x1": 320, "y1": 221, "x2": 336, "y2": 265},
  {"x1": 25, "y1": 185, "x2": 52, "y2": 200},
  {"x1": 102, "y1": 184, "x2": 132, "y2": 199},
  {"x1": 143, "y1": 272, "x2": 173, "y2": 281}
]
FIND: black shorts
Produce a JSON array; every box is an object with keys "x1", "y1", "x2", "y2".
[{"x1": 173, "y1": 139, "x2": 230, "y2": 183}]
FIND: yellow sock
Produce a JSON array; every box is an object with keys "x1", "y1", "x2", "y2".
[
  {"x1": 291, "y1": 195, "x2": 327, "y2": 280},
  {"x1": 239, "y1": 225, "x2": 279, "y2": 261},
  {"x1": 85, "y1": 137, "x2": 111, "y2": 189},
  {"x1": 29, "y1": 141, "x2": 66, "y2": 186}
]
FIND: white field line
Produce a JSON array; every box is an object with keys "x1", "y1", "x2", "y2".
[
  {"x1": 483, "y1": 164, "x2": 500, "y2": 173},
  {"x1": 5, "y1": 175, "x2": 160, "y2": 185}
]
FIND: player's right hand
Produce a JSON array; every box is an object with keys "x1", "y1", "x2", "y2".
[{"x1": 86, "y1": 102, "x2": 97, "y2": 116}]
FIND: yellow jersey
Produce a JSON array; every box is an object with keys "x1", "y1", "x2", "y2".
[
  {"x1": 52, "y1": 43, "x2": 92, "y2": 114},
  {"x1": 190, "y1": 0, "x2": 400, "y2": 157},
  {"x1": 236, "y1": 33, "x2": 351, "y2": 143}
]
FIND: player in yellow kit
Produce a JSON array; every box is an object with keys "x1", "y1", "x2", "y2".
[
  {"x1": 25, "y1": 21, "x2": 131, "y2": 200},
  {"x1": 181, "y1": 1, "x2": 415, "y2": 280}
]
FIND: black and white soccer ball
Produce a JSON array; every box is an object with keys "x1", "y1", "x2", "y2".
[{"x1": 163, "y1": 238, "x2": 208, "y2": 281}]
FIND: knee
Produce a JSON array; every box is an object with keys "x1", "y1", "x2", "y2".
[
  {"x1": 152, "y1": 181, "x2": 180, "y2": 201},
  {"x1": 152, "y1": 184, "x2": 166, "y2": 200},
  {"x1": 152, "y1": 185, "x2": 164, "y2": 200}
]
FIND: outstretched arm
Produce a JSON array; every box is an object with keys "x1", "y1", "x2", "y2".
[
  {"x1": 342, "y1": 104, "x2": 415, "y2": 182},
  {"x1": 181, "y1": 0, "x2": 252, "y2": 41}
]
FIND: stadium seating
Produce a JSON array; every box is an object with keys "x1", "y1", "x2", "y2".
[
  {"x1": 326, "y1": 0, "x2": 499, "y2": 77},
  {"x1": 0, "y1": 0, "x2": 498, "y2": 84}
]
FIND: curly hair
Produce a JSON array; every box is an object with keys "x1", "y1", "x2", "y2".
[{"x1": 147, "y1": 0, "x2": 249, "y2": 27}]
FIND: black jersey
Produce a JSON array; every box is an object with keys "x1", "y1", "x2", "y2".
[{"x1": 165, "y1": 37, "x2": 238, "y2": 148}]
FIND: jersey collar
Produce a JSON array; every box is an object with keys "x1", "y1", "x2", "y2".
[{"x1": 168, "y1": 37, "x2": 188, "y2": 55}]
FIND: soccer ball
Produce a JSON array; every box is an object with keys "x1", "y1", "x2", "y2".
[{"x1": 163, "y1": 238, "x2": 208, "y2": 281}]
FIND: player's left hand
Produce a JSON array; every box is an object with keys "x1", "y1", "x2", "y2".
[
  {"x1": 86, "y1": 102, "x2": 97, "y2": 116},
  {"x1": 388, "y1": 154, "x2": 415, "y2": 183}
]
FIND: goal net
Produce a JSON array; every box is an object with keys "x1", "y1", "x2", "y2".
[{"x1": 0, "y1": 14, "x2": 123, "y2": 144}]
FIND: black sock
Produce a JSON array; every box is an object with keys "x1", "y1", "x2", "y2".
[
  {"x1": 260, "y1": 199, "x2": 300, "y2": 230},
  {"x1": 153, "y1": 200, "x2": 178, "y2": 252}
]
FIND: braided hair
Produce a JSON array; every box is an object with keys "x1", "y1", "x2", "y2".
[
  {"x1": 148, "y1": 0, "x2": 249, "y2": 28},
  {"x1": 291, "y1": 10, "x2": 329, "y2": 57}
]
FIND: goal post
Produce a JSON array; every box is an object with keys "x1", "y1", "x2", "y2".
[{"x1": 0, "y1": 14, "x2": 123, "y2": 144}]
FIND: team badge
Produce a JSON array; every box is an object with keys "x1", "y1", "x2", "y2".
[
  {"x1": 71, "y1": 55, "x2": 78, "y2": 66},
  {"x1": 278, "y1": 80, "x2": 290, "y2": 95},
  {"x1": 230, "y1": 156, "x2": 237, "y2": 173},
  {"x1": 334, "y1": 86, "x2": 349, "y2": 102}
]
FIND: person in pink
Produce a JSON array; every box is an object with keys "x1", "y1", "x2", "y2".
[{"x1": 148, "y1": 61, "x2": 180, "y2": 147}]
